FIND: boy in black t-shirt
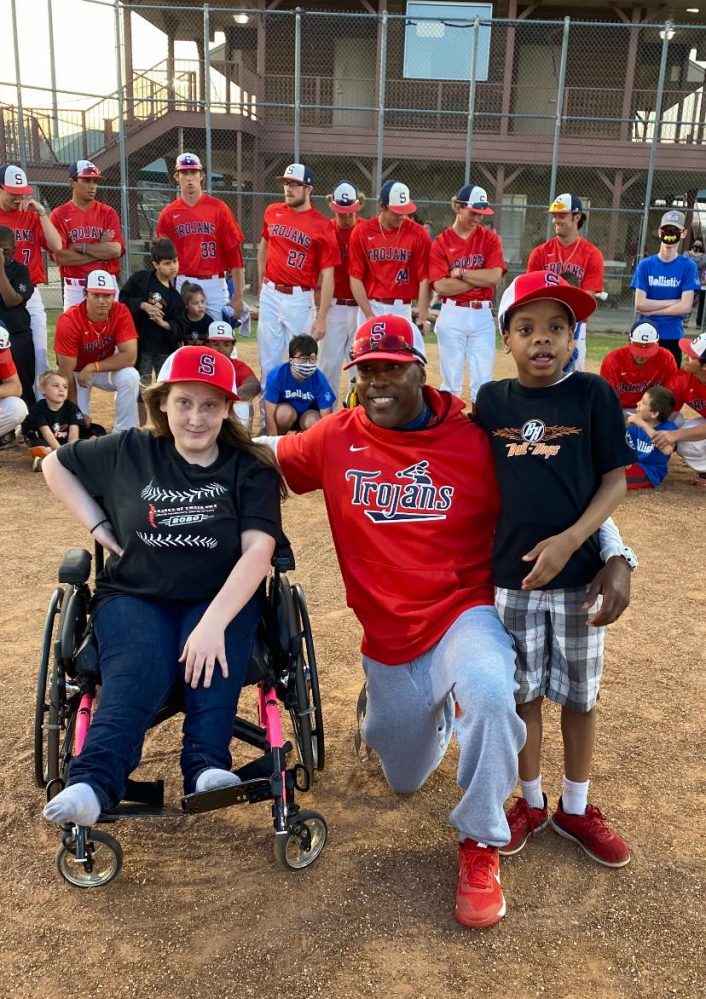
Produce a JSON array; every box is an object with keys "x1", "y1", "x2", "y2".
[
  {"x1": 0, "y1": 226, "x2": 34, "y2": 408},
  {"x1": 119, "y1": 238, "x2": 185, "y2": 424},
  {"x1": 22, "y1": 369, "x2": 81, "y2": 470},
  {"x1": 474, "y1": 272, "x2": 635, "y2": 870}
]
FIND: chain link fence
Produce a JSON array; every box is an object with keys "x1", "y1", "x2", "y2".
[{"x1": 2, "y1": 2, "x2": 705, "y2": 308}]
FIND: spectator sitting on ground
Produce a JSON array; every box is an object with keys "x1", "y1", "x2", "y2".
[
  {"x1": 264, "y1": 334, "x2": 335, "y2": 436},
  {"x1": 22, "y1": 369, "x2": 81, "y2": 471},
  {"x1": 600, "y1": 320, "x2": 678, "y2": 415},
  {"x1": 204, "y1": 320, "x2": 261, "y2": 431},
  {"x1": 181, "y1": 282, "x2": 213, "y2": 345},
  {"x1": 0, "y1": 321, "x2": 27, "y2": 449},
  {"x1": 54, "y1": 269, "x2": 140, "y2": 432},
  {"x1": 625, "y1": 385, "x2": 677, "y2": 490}
]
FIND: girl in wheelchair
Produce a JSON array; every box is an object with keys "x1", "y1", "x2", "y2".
[{"x1": 41, "y1": 345, "x2": 286, "y2": 828}]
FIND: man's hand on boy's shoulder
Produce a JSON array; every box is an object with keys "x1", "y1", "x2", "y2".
[{"x1": 583, "y1": 557, "x2": 632, "y2": 627}]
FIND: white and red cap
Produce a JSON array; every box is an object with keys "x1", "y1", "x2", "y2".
[
  {"x1": 175, "y1": 152, "x2": 203, "y2": 172},
  {"x1": 679, "y1": 331, "x2": 706, "y2": 362},
  {"x1": 0, "y1": 164, "x2": 32, "y2": 196},
  {"x1": 629, "y1": 320, "x2": 660, "y2": 357},
  {"x1": 498, "y1": 271, "x2": 597, "y2": 331},
  {"x1": 455, "y1": 184, "x2": 494, "y2": 215},
  {"x1": 0, "y1": 319, "x2": 10, "y2": 352},
  {"x1": 276, "y1": 163, "x2": 315, "y2": 186},
  {"x1": 85, "y1": 270, "x2": 116, "y2": 295},
  {"x1": 379, "y1": 180, "x2": 416, "y2": 215},
  {"x1": 330, "y1": 180, "x2": 361, "y2": 214},
  {"x1": 343, "y1": 314, "x2": 426, "y2": 370},
  {"x1": 207, "y1": 320, "x2": 234, "y2": 341},
  {"x1": 69, "y1": 160, "x2": 102, "y2": 179},
  {"x1": 157, "y1": 346, "x2": 238, "y2": 399}
]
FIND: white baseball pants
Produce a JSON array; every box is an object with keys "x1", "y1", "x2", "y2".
[
  {"x1": 257, "y1": 281, "x2": 315, "y2": 384},
  {"x1": 0, "y1": 396, "x2": 28, "y2": 436},
  {"x1": 318, "y1": 302, "x2": 358, "y2": 405},
  {"x1": 74, "y1": 367, "x2": 140, "y2": 431},
  {"x1": 26, "y1": 288, "x2": 50, "y2": 398},
  {"x1": 176, "y1": 274, "x2": 229, "y2": 325},
  {"x1": 436, "y1": 300, "x2": 495, "y2": 402},
  {"x1": 63, "y1": 275, "x2": 120, "y2": 311},
  {"x1": 676, "y1": 417, "x2": 706, "y2": 473}
]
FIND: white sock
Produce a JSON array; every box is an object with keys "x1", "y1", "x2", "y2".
[
  {"x1": 195, "y1": 768, "x2": 242, "y2": 794},
  {"x1": 43, "y1": 782, "x2": 101, "y2": 826},
  {"x1": 562, "y1": 776, "x2": 589, "y2": 815},
  {"x1": 520, "y1": 776, "x2": 545, "y2": 810}
]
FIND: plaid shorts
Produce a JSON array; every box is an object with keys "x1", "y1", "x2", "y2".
[{"x1": 495, "y1": 585, "x2": 606, "y2": 713}]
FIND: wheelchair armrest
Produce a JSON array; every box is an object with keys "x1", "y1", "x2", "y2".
[
  {"x1": 58, "y1": 548, "x2": 93, "y2": 585},
  {"x1": 271, "y1": 538, "x2": 295, "y2": 573}
]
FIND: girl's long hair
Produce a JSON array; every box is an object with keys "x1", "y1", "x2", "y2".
[{"x1": 142, "y1": 382, "x2": 287, "y2": 499}]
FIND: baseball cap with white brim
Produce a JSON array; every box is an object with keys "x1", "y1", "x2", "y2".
[
  {"x1": 497, "y1": 271, "x2": 597, "y2": 331},
  {"x1": 379, "y1": 180, "x2": 416, "y2": 216},
  {"x1": 0, "y1": 164, "x2": 32, "y2": 196},
  {"x1": 157, "y1": 346, "x2": 238, "y2": 399},
  {"x1": 85, "y1": 270, "x2": 116, "y2": 294}
]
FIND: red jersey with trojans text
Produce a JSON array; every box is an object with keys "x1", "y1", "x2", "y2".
[
  {"x1": 527, "y1": 236, "x2": 604, "y2": 293},
  {"x1": 670, "y1": 369, "x2": 706, "y2": 417},
  {"x1": 0, "y1": 208, "x2": 48, "y2": 284},
  {"x1": 157, "y1": 194, "x2": 244, "y2": 276},
  {"x1": 348, "y1": 216, "x2": 430, "y2": 302},
  {"x1": 49, "y1": 200, "x2": 124, "y2": 280},
  {"x1": 275, "y1": 387, "x2": 500, "y2": 665},
  {"x1": 430, "y1": 224, "x2": 506, "y2": 304},
  {"x1": 54, "y1": 301, "x2": 138, "y2": 372},
  {"x1": 331, "y1": 217, "x2": 361, "y2": 300},
  {"x1": 261, "y1": 203, "x2": 339, "y2": 288}
]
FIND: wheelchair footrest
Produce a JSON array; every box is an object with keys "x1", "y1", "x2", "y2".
[
  {"x1": 124, "y1": 778, "x2": 165, "y2": 807},
  {"x1": 182, "y1": 777, "x2": 274, "y2": 814},
  {"x1": 98, "y1": 803, "x2": 186, "y2": 821}
]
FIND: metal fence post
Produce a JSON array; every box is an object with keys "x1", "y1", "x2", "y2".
[
  {"x1": 638, "y1": 20, "x2": 672, "y2": 260},
  {"x1": 47, "y1": 0, "x2": 59, "y2": 145},
  {"x1": 10, "y1": 0, "x2": 27, "y2": 169},
  {"x1": 463, "y1": 16, "x2": 480, "y2": 187},
  {"x1": 546, "y1": 15, "x2": 570, "y2": 239},
  {"x1": 374, "y1": 10, "x2": 388, "y2": 199},
  {"x1": 204, "y1": 4, "x2": 213, "y2": 193},
  {"x1": 113, "y1": 0, "x2": 130, "y2": 279},
  {"x1": 294, "y1": 7, "x2": 302, "y2": 162}
]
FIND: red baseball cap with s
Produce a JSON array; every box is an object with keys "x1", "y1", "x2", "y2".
[
  {"x1": 344, "y1": 314, "x2": 427, "y2": 370},
  {"x1": 157, "y1": 346, "x2": 238, "y2": 399}
]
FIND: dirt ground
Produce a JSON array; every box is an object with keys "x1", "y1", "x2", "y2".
[{"x1": 1, "y1": 341, "x2": 704, "y2": 999}]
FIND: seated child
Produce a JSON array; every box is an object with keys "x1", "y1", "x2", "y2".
[
  {"x1": 119, "y1": 237, "x2": 185, "y2": 423},
  {"x1": 625, "y1": 385, "x2": 677, "y2": 490},
  {"x1": 181, "y1": 282, "x2": 213, "y2": 344},
  {"x1": 22, "y1": 369, "x2": 81, "y2": 471},
  {"x1": 204, "y1": 320, "x2": 261, "y2": 430},
  {"x1": 263, "y1": 335, "x2": 335, "y2": 436}
]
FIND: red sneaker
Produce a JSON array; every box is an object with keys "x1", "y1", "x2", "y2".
[
  {"x1": 499, "y1": 794, "x2": 550, "y2": 857},
  {"x1": 550, "y1": 798, "x2": 631, "y2": 867},
  {"x1": 455, "y1": 839, "x2": 506, "y2": 928}
]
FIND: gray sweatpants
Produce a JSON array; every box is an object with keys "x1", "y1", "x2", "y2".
[{"x1": 362, "y1": 605, "x2": 526, "y2": 846}]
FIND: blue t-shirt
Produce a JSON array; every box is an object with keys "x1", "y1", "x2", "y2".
[
  {"x1": 264, "y1": 363, "x2": 336, "y2": 415},
  {"x1": 631, "y1": 254, "x2": 700, "y2": 340},
  {"x1": 625, "y1": 419, "x2": 677, "y2": 486}
]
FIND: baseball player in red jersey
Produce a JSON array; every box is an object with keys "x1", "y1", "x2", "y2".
[
  {"x1": 157, "y1": 152, "x2": 245, "y2": 325},
  {"x1": 348, "y1": 180, "x2": 431, "y2": 348},
  {"x1": 599, "y1": 320, "x2": 677, "y2": 412},
  {"x1": 0, "y1": 164, "x2": 62, "y2": 396},
  {"x1": 257, "y1": 163, "x2": 339, "y2": 407},
  {"x1": 0, "y1": 321, "x2": 28, "y2": 444},
  {"x1": 527, "y1": 193, "x2": 604, "y2": 372},
  {"x1": 54, "y1": 269, "x2": 140, "y2": 431},
  {"x1": 50, "y1": 161, "x2": 124, "y2": 310},
  {"x1": 316, "y1": 180, "x2": 364, "y2": 403},
  {"x1": 653, "y1": 331, "x2": 706, "y2": 484},
  {"x1": 430, "y1": 184, "x2": 505, "y2": 401}
]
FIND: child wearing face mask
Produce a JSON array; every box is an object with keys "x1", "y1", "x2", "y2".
[{"x1": 263, "y1": 333, "x2": 335, "y2": 435}]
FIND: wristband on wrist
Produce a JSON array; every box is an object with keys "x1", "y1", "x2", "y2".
[{"x1": 89, "y1": 517, "x2": 110, "y2": 534}]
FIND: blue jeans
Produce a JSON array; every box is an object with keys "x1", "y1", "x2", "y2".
[{"x1": 68, "y1": 593, "x2": 261, "y2": 810}]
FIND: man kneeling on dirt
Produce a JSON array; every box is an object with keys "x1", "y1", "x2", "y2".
[{"x1": 257, "y1": 314, "x2": 630, "y2": 929}]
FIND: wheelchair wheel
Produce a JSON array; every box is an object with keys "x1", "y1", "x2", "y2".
[
  {"x1": 294, "y1": 584, "x2": 325, "y2": 772},
  {"x1": 34, "y1": 587, "x2": 62, "y2": 787},
  {"x1": 55, "y1": 830, "x2": 123, "y2": 888},
  {"x1": 273, "y1": 810, "x2": 328, "y2": 870}
]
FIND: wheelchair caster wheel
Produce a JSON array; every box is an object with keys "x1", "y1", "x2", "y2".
[
  {"x1": 55, "y1": 830, "x2": 123, "y2": 887},
  {"x1": 274, "y1": 810, "x2": 328, "y2": 870}
]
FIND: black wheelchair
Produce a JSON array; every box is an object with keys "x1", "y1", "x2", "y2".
[{"x1": 34, "y1": 544, "x2": 326, "y2": 887}]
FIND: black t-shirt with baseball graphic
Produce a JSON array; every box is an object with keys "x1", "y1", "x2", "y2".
[
  {"x1": 57, "y1": 428, "x2": 282, "y2": 608},
  {"x1": 22, "y1": 399, "x2": 83, "y2": 444},
  {"x1": 474, "y1": 372, "x2": 633, "y2": 590}
]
